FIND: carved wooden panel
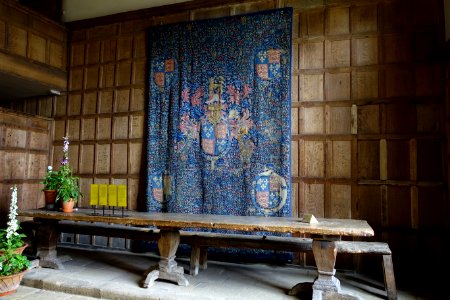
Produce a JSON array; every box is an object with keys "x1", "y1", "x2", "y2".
[{"x1": 28, "y1": 33, "x2": 46, "y2": 63}]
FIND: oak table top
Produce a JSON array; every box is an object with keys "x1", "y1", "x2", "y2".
[{"x1": 18, "y1": 208, "x2": 374, "y2": 237}]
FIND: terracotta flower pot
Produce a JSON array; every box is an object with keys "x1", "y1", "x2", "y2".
[
  {"x1": 0, "y1": 269, "x2": 28, "y2": 297},
  {"x1": 43, "y1": 190, "x2": 57, "y2": 210},
  {"x1": 61, "y1": 198, "x2": 76, "y2": 213},
  {"x1": 0, "y1": 244, "x2": 28, "y2": 256}
]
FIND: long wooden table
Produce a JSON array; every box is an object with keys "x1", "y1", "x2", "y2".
[{"x1": 18, "y1": 208, "x2": 374, "y2": 300}]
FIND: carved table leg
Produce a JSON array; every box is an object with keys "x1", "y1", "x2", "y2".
[
  {"x1": 35, "y1": 219, "x2": 69, "y2": 269},
  {"x1": 143, "y1": 228, "x2": 189, "y2": 288},
  {"x1": 290, "y1": 238, "x2": 361, "y2": 300},
  {"x1": 311, "y1": 239, "x2": 361, "y2": 300}
]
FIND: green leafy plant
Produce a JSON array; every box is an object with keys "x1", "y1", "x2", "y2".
[
  {"x1": 0, "y1": 249, "x2": 30, "y2": 276},
  {"x1": 40, "y1": 166, "x2": 60, "y2": 191},
  {"x1": 55, "y1": 136, "x2": 83, "y2": 204},
  {"x1": 56, "y1": 164, "x2": 82, "y2": 203},
  {"x1": 0, "y1": 186, "x2": 30, "y2": 276}
]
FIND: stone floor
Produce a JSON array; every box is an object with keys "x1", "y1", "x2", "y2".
[{"x1": 1, "y1": 247, "x2": 430, "y2": 300}]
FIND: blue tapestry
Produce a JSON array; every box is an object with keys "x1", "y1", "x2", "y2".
[{"x1": 146, "y1": 8, "x2": 292, "y2": 222}]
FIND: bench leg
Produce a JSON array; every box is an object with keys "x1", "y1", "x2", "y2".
[
  {"x1": 382, "y1": 255, "x2": 397, "y2": 300},
  {"x1": 190, "y1": 243, "x2": 201, "y2": 276},
  {"x1": 143, "y1": 228, "x2": 189, "y2": 288},
  {"x1": 190, "y1": 245, "x2": 208, "y2": 276},
  {"x1": 199, "y1": 247, "x2": 208, "y2": 270}
]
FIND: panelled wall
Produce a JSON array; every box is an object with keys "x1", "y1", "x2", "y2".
[
  {"x1": 4, "y1": 0, "x2": 449, "y2": 288},
  {"x1": 0, "y1": 108, "x2": 53, "y2": 226}
]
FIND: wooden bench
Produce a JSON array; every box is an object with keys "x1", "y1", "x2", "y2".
[{"x1": 21, "y1": 220, "x2": 396, "y2": 300}]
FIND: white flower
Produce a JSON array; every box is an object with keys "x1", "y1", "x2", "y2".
[
  {"x1": 47, "y1": 166, "x2": 53, "y2": 171},
  {"x1": 6, "y1": 186, "x2": 19, "y2": 240}
]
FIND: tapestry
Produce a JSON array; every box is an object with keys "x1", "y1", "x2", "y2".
[{"x1": 146, "y1": 8, "x2": 292, "y2": 223}]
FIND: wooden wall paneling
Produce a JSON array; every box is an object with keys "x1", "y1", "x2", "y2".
[
  {"x1": 86, "y1": 40, "x2": 101, "y2": 65},
  {"x1": 52, "y1": 145, "x2": 63, "y2": 167},
  {"x1": 351, "y1": 3, "x2": 378, "y2": 34},
  {"x1": 67, "y1": 119, "x2": 80, "y2": 141},
  {"x1": 102, "y1": 39, "x2": 117, "y2": 62},
  {"x1": 357, "y1": 104, "x2": 380, "y2": 134},
  {"x1": 301, "y1": 106, "x2": 324, "y2": 134},
  {"x1": 386, "y1": 139, "x2": 410, "y2": 180},
  {"x1": 55, "y1": 95, "x2": 67, "y2": 117},
  {"x1": 291, "y1": 107, "x2": 299, "y2": 135},
  {"x1": 416, "y1": 138, "x2": 443, "y2": 181},
  {"x1": 80, "y1": 144, "x2": 95, "y2": 174},
  {"x1": 37, "y1": 96, "x2": 54, "y2": 118},
  {"x1": 133, "y1": 33, "x2": 146, "y2": 59},
  {"x1": 357, "y1": 140, "x2": 380, "y2": 180},
  {"x1": 117, "y1": 36, "x2": 133, "y2": 60},
  {"x1": 113, "y1": 116, "x2": 129, "y2": 139},
  {"x1": 351, "y1": 69, "x2": 379, "y2": 100},
  {"x1": 356, "y1": 185, "x2": 382, "y2": 227},
  {"x1": 54, "y1": 119, "x2": 66, "y2": 141},
  {"x1": 128, "y1": 142, "x2": 142, "y2": 174},
  {"x1": 115, "y1": 88, "x2": 130, "y2": 112},
  {"x1": 299, "y1": 182, "x2": 325, "y2": 217},
  {"x1": 300, "y1": 41, "x2": 324, "y2": 70},
  {"x1": 5, "y1": 127, "x2": 27, "y2": 148},
  {"x1": 130, "y1": 88, "x2": 145, "y2": 111},
  {"x1": 417, "y1": 186, "x2": 447, "y2": 228},
  {"x1": 416, "y1": 102, "x2": 441, "y2": 133},
  {"x1": 88, "y1": 24, "x2": 118, "y2": 40},
  {"x1": 96, "y1": 143, "x2": 111, "y2": 174},
  {"x1": 382, "y1": 34, "x2": 412, "y2": 64},
  {"x1": 325, "y1": 71, "x2": 350, "y2": 101},
  {"x1": 99, "y1": 90, "x2": 114, "y2": 113},
  {"x1": 301, "y1": 140, "x2": 324, "y2": 177},
  {"x1": 326, "y1": 6, "x2": 349, "y2": 36},
  {"x1": 130, "y1": 115, "x2": 144, "y2": 139},
  {"x1": 101, "y1": 64, "x2": 116, "y2": 88},
  {"x1": 231, "y1": 1, "x2": 275, "y2": 16},
  {"x1": 327, "y1": 140, "x2": 351, "y2": 178},
  {"x1": 326, "y1": 105, "x2": 352, "y2": 134},
  {"x1": 291, "y1": 182, "x2": 298, "y2": 218},
  {"x1": 49, "y1": 41, "x2": 64, "y2": 68},
  {"x1": 29, "y1": 131, "x2": 49, "y2": 150},
  {"x1": 291, "y1": 140, "x2": 298, "y2": 177},
  {"x1": 70, "y1": 68, "x2": 84, "y2": 91},
  {"x1": 83, "y1": 92, "x2": 98, "y2": 115},
  {"x1": 133, "y1": 60, "x2": 146, "y2": 85},
  {"x1": 191, "y1": 6, "x2": 231, "y2": 21},
  {"x1": 328, "y1": 183, "x2": 351, "y2": 218},
  {"x1": 127, "y1": 178, "x2": 140, "y2": 210},
  {"x1": 81, "y1": 117, "x2": 96, "y2": 141},
  {"x1": 71, "y1": 43, "x2": 85, "y2": 66},
  {"x1": 68, "y1": 143, "x2": 79, "y2": 173},
  {"x1": 415, "y1": 63, "x2": 444, "y2": 97},
  {"x1": 352, "y1": 36, "x2": 378, "y2": 66},
  {"x1": 324, "y1": 39, "x2": 350, "y2": 68},
  {"x1": 85, "y1": 66, "x2": 100, "y2": 90},
  {"x1": 8, "y1": 25, "x2": 27, "y2": 56},
  {"x1": 0, "y1": 20, "x2": 5, "y2": 48},
  {"x1": 28, "y1": 33, "x2": 46, "y2": 63},
  {"x1": 292, "y1": 75, "x2": 299, "y2": 102},
  {"x1": 112, "y1": 143, "x2": 128, "y2": 174},
  {"x1": 384, "y1": 66, "x2": 414, "y2": 98},
  {"x1": 79, "y1": 177, "x2": 93, "y2": 207},
  {"x1": 386, "y1": 185, "x2": 412, "y2": 227},
  {"x1": 300, "y1": 73, "x2": 324, "y2": 102},
  {"x1": 117, "y1": 61, "x2": 132, "y2": 86},
  {"x1": 97, "y1": 117, "x2": 112, "y2": 140}
]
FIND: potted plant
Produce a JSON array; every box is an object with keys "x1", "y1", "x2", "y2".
[
  {"x1": 56, "y1": 136, "x2": 82, "y2": 212},
  {"x1": 0, "y1": 186, "x2": 30, "y2": 296},
  {"x1": 40, "y1": 165, "x2": 60, "y2": 209}
]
